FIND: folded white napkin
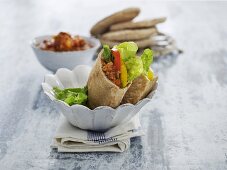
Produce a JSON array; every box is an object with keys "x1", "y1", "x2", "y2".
[{"x1": 51, "y1": 114, "x2": 144, "y2": 152}]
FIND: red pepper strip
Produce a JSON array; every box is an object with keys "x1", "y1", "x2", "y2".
[{"x1": 111, "y1": 49, "x2": 121, "y2": 72}]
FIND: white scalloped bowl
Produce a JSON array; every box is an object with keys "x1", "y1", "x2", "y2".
[{"x1": 42, "y1": 65, "x2": 157, "y2": 131}]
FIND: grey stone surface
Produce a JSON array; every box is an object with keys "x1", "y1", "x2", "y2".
[{"x1": 0, "y1": 1, "x2": 227, "y2": 169}]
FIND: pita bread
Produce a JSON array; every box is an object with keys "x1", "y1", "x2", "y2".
[
  {"x1": 101, "y1": 28, "x2": 157, "y2": 41},
  {"x1": 90, "y1": 8, "x2": 140, "y2": 36},
  {"x1": 110, "y1": 17, "x2": 166, "y2": 31},
  {"x1": 87, "y1": 50, "x2": 130, "y2": 109},
  {"x1": 100, "y1": 38, "x2": 154, "y2": 48},
  {"x1": 121, "y1": 75, "x2": 158, "y2": 104}
]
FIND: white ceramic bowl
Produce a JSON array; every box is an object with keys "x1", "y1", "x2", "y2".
[
  {"x1": 42, "y1": 65, "x2": 157, "y2": 131},
  {"x1": 31, "y1": 35, "x2": 100, "y2": 72}
]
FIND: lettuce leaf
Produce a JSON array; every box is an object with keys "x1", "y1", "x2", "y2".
[
  {"x1": 141, "y1": 49, "x2": 153, "y2": 75},
  {"x1": 125, "y1": 57, "x2": 143, "y2": 82},
  {"x1": 103, "y1": 45, "x2": 112, "y2": 62},
  {"x1": 53, "y1": 86, "x2": 88, "y2": 106},
  {"x1": 116, "y1": 42, "x2": 138, "y2": 62}
]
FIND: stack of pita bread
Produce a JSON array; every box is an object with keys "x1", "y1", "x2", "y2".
[{"x1": 90, "y1": 7, "x2": 181, "y2": 57}]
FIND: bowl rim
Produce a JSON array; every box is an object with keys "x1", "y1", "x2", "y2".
[
  {"x1": 31, "y1": 34, "x2": 101, "y2": 54},
  {"x1": 42, "y1": 65, "x2": 158, "y2": 111}
]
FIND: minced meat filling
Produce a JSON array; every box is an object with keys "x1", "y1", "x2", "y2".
[{"x1": 101, "y1": 59, "x2": 121, "y2": 87}]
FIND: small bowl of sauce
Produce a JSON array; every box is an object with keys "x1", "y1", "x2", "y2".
[{"x1": 31, "y1": 32, "x2": 100, "y2": 72}]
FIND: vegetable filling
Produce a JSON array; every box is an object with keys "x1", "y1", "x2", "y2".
[
  {"x1": 101, "y1": 42, "x2": 154, "y2": 88},
  {"x1": 101, "y1": 60, "x2": 121, "y2": 87}
]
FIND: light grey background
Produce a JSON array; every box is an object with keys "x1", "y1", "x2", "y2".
[{"x1": 0, "y1": 0, "x2": 227, "y2": 169}]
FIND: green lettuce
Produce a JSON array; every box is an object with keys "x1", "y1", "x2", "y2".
[
  {"x1": 141, "y1": 49, "x2": 153, "y2": 75},
  {"x1": 103, "y1": 45, "x2": 112, "y2": 62},
  {"x1": 116, "y1": 42, "x2": 138, "y2": 62},
  {"x1": 125, "y1": 57, "x2": 143, "y2": 82},
  {"x1": 53, "y1": 86, "x2": 88, "y2": 106}
]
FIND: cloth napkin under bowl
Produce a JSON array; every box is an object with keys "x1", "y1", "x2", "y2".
[{"x1": 51, "y1": 114, "x2": 144, "y2": 152}]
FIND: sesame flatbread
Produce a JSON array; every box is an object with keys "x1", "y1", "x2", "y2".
[
  {"x1": 110, "y1": 17, "x2": 166, "y2": 31},
  {"x1": 101, "y1": 28, "x2": 157, "y2": 41},
  {"x1": 90, "y1": 8, "x2": 140, "y2": 36}
]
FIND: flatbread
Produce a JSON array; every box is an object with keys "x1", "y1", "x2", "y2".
[
  {"x1": 101, "y1": 28, "x2": 157, "y2": 41},
  {"x1": 121, "y1": 75, "x2": 158, "y2": 104},
  {"x1": 110, "y1": 17, "x2": 166, "y2": 31},
  {"x1": 90, "y1": 8, "x2": 140, "y2": 36},
  {"x1": 87, "y1": 50, "x2": 130, "y2": 109},
  {"x1": 100, "y1": 38, "x2": 154, "y2": 48}
]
